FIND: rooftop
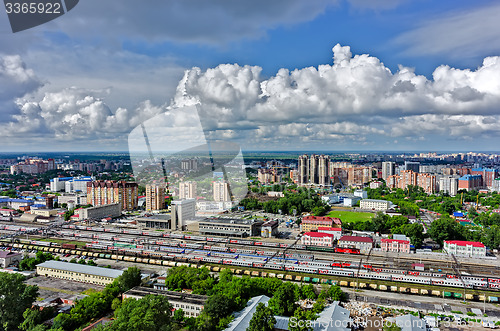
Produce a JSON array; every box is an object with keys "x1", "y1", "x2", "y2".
[
  {"x1": 444, "y1": 240, "x2": 485, "y2": 248},
  {"x1": 317, "y1": 227, "x2": 342, "y2": 231},
  {"x1": 200, "y1": 218, "x2": 263, "y2": 225},
  {"x1": 225, "y1": 295, "x2": 270, "y2": 331},
  {"x1": 125, "y1": 286, "x2": 208, "y2": 305},
  {"x1": 304, "y1": 232, "x2": 334, "y2": 238},
  {"x1": 339, "y1": 235, "x2": 373, "y2": 243},
  {"x1": 382, "y1": 238, "x2": 410, "y2": 244},
  {"x1": 36, "y1": 260, "x2": 124, "y2": 278},
  {"x1": 0, "y1": 250, "x2": 22, "y2": 258}
]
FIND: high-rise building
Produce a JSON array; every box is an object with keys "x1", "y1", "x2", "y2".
[
  {"x1": 213, "y1": 181, "x2": 231, "y2": 202},
  {"x1": 181, "y1": 159, "x2": 198, "y2": 171},
  {"x1": 309, "y1": 154, "x2": 319, "y2": 185},
  {"x1": 404, "y1": 161, "x2": 420, "y2": 173},
  {"x1": 416, "y1": 173, "x2": 437, "y2": 194},
  {"x1": 381, "y1": 162, "x2": 395, "y2": 181},
  {"x1": 387, "y1": 170, "x2": 436, "y2": 194},
  {"x1": 179, "y1": 181, "x2": 197, "y2": 200},
  {"x1": 298, "y1": 155, "x2": 309, "y2": 186},
  {"x1": 458, "y1": 175, "x2": 482, "y2": 191},
  {"x1": 145, "y1": 184, "x2": 165, "y2": 211},
  {"x1": 87, "y1": 180, "x2": 138, "y2": 211},
  {"x1": 171, "y1": 199, "x2": 196, "y2": 230},
  {"x1": 318, "y1": 155, "x2": 329, "y2": 186},
  {"x1": 347, "y1": 166, "x2": 373, "y2": 187},
  {"x1": 298, "y1": 154, "x2": 330, "y2": 186},
  {"x1": 439, "y1": 176, "x2": 459, "y2": 196}
]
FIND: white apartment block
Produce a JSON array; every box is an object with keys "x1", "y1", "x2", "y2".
[{"x1": 359, "y1": 199, "x2": 392, "y2": 211}]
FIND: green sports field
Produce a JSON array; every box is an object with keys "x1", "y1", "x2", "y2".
[{"x1": 326, "y1": 210, "x2": 374, "y2": 223}]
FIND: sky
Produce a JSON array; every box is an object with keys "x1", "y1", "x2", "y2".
[{"x1": 1, "y1": 0, "x2": 500, "y2": 153}]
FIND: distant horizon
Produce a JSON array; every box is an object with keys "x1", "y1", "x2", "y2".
[{"x1": 1, "y1": 149, "x2": 500, "y2": 156}]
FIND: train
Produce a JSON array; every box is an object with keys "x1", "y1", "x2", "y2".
[
  {"x1": 59, "y1": 225, "x2": 307, "y2": 249},
  {"x1": 3, "y1": 240, "x2": 500, "y2": 291}
]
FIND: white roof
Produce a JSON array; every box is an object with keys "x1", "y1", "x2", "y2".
[
  {"x1": 395, "y1": 314, "x2": 426, "y2": 331},
  {"x1": 36, "y1": 260, "x2": 124, "y2": 278},
  {"x1": 225, "y1": 295, "x2": 270, "y2": 331},
  {"x1": 313, "y1": 301, "x2": 351, "y2": 331}
]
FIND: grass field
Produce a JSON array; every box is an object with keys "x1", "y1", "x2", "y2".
[{"x1": 327, "y1": 210, "x2": 374, "y2": 223}]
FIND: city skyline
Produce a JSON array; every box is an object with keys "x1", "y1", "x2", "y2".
[{"x1": 1, "y1": 1, "x2": 500, "y2": 152}]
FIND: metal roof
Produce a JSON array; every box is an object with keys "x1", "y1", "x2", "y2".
[{"x1": 36, "y1": 260, "x2": 124, "y2": 278}]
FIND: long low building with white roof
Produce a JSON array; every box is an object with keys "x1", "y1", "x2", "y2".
[{"x1": 36, "y1": 260, "x2": 123, "y2": 286}]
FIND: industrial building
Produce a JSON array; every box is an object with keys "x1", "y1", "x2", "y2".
[
  {"x1": 36, "y1": 260, "x2": 123, "y2": 285},
  {"x1": 78, "y1": 203, "x2": 121, "y2": 221},
  {"x1": 136, "y1": 214, "x2": 171, "y2": 229},
  {"x1": 260, "y1": 220, "x2": 279, "y2": 238},
  {"x1": 197, "y1": 218, "x2": 263, "y2": 237},
  {"x1": 0, "y1": 250, "x2": 22, "y2": 268},
  {"x1": 123, "y1": 286, "x2": 208, "y2": 317}
]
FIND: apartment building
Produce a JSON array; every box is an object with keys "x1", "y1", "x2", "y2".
[
  {"x1": 145, "y1": 184, "x2": 165, "y2": 211},
  {"x1": 87, "y1": 180, "x2": 138, "y2": 211},
  {"x1": 179, "y1": 181, "x2": 197, "y2": 200}
]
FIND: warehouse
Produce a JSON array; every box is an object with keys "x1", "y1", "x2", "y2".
[{"x1": 36, "y1": 260, "x2": 123, "y2": 285}]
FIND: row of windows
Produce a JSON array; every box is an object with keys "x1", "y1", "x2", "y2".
[
  {"x1": 173, "y1": 303, "x2": 202, "y2": 310},
  {"x1": 38, "y1": 267, "x2": 112, "y2": 281}
]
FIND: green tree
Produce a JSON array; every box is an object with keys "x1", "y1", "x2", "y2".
[
  {"x1": 289, "y1": 308, "x2": 316, "y2": 331},
  {"x1": 20, "y1": 307, "x2": 54, "y2": 331},
  {"x1": 268, "y1": 282, "x2": 299, "y2": 316},
  {"x1": 107, "y1": 295, "x2": 173, "y2": 331},
  {"x1": 327, "y1": 285, "x2": 345, "y2": 302},
  {"x1": 428, "y1": 216, "x2": 464, "y2": 245},
  {"x1": 0, "y1": 273, "x2": 39, "y2": 331},
  {"x1": 172, "y1": 309, "x2": 185, "y2": 323},
  {"x1": 203, "y1": 294, "x2": 233, "y2": 322},
  {"x1": 247, "y1": 302, "x2": 276, "y2": 331},
  {"x1": 299, "y1": 284, "x2": 317, "y2": 300},
  {"x1": 118, "y1": 267, "x2": 142, "y2": 292}
]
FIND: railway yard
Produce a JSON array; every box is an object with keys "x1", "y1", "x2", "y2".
[{"x1": 3, "y1": 220, "x2": 500, "y2": 302}]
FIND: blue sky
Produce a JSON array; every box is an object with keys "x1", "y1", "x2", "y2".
[{"x1": 1, "y1": 0, "x2": 500, "y2": 152}]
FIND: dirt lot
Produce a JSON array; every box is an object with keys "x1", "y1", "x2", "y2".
[{"x1": 25, "y1": 276, "x2": 104, "y2": 301}]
